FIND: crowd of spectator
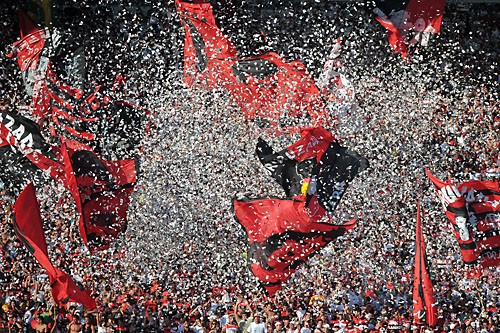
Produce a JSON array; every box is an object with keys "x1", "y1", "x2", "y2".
[{"x1": 0, "y1": 0, "x2": 499, "y2": 332}]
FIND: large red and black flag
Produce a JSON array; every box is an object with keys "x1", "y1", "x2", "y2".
[
  {"x1": 175, "y1": 0, "x2": 331, "y2": 134},
  {"x1": 0, "y1": 109, "x2": 138, "y2": 252},
  {"x1": 426, "y1": 169, "x2": 500, "y2": 276},
  {"x1": 234, "y1": 197, "x2": 357, "y2": 295},
  {"x1": 60, "y1": 140, "x2": 137, "y2": 252},
  {"x1": 7, "y1": 12, "x2": 149, "y2": 253},
  {"x1": 223, "y1": 52, "x2": 329, "y2": 134},
  {"x1": 5, "y1": 8, "x2": 148, "y2": 259},
  {"x1": 13, "y1": 183, "x2": 96, "y2": 309},
  {"x1": 413, "y1": 201, "x2": 437, "y2": 327},
  {"x1": 373, "y1": 0, "x2": 445, "y2": 59}
]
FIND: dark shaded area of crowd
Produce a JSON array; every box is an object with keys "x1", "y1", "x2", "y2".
[{"x1": 0, "y1": 0, "x2": 499, "y2": 332}]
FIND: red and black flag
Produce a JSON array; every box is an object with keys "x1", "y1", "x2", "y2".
[
  {"x1": 13, "y1": 183, "x2": 96, "y2": 309},
  {"x1": 413, "y1": 201, "x2": 437, "y2": 327},
  {"x1": 256, "y1": 127, "x2": 334, "y2": 198},
  {"x1": 60, "y1": 140, "x2": 137, "y2": 252},
  {"x1": 234, "y1": 197, "x2": 356, "y2": 295},
  {"x1": 9, "y1": 12, "x2": 150, "y2": 158},
  {"x1": 257, "y1": 127, "x2": 368, "y2": 215},
  {"x1": 11, "y1": 10, "x2": 46, "y2": 72},
  {"x1": 373, "y1": 0, "x2": 445, "y2": 59},
  {"x1": 0, "y1": 109, "x2": 141, "y2": 252},
  {"x1": 175, "y1": 0, "x2": 238, "y2": 88},
  {"x1": 8, "y1": 10, "x2": 62, "y2": 121},
  {"x1": 0, "y1": 110, "x2": 64, "y2": 181},
  {"x1": 224, "y1": 52, "x2": 329, "y2": 134},
  {"x1": 175, "y1": 0, "x2": 332, "y2": 134},
  {"x1": 426, "y1": 169, "x2": 500, "y2": 276},
  {"x1": 7, "y1": 9, "x2": 147, "y2": 256},
  {"x1": 235, "y1": 127, "x2": 366, "y2": 294}
]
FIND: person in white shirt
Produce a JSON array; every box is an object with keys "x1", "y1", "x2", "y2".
[
  {"x1": 247, "y1": 315, "x2": 267, "y2": 333},
  {"x1": 316, "y1": 38, "x2": 355, "y2": 121}
]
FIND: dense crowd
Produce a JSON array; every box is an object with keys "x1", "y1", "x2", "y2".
[{"x1": 1, "y1": 0, "x2": 499, "y2": 332}]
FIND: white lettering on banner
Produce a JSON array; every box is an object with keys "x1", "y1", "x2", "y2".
[
  {"x1": 0, "y1": 113, "x2": 34, "y2": 150},
  {"x1": 0, "y1": 113, "x2": 15, "y2": 129},
  {"x1": 326, "y1": 181, "x2": 347, "y2": 210},
  {"x1": 331, "y1": 181, "x2": 347, "y2": 200},
  {"x1": 399, "y1": 11, "x2": 437, "y2": 33},
  {"x1": 460, "y1": 186, "x2": 489, "y2": 203},
  {"x1": 288, "y1": 136, "x2": 319, "y2": 160},
  {"x1": 11, "y1": 123, "x2": 26, "y2": 139},
  {"x1": 19, "y1": 133, "x2": 33, "y2": 149},
  {"x1": 263, "y1": 161, "x2": 278, "y2": 175},
  {"x1": 484, "y1": 213, "x2": 500, "y2": 229},
  {"x1": 484, "y1": 250, "x2": 500, "y2": 260}
]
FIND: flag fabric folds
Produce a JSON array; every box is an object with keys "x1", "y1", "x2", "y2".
[
  {"x1": 413, "y1": 201, "x2": 438, "y2": 327},
  {"x1": 373, "y1": 8, "x2": 409, "y2": 59},
  {"x1": 175, "y1": 0, "x2": 331, "y2": 134},
  {"x1": 61, "y1": 141, "x2": 137, "y2": 252},
  {"x1": 13, "y1": 183, "x2": 96, "y2": 309},
  {"x1": 8, "y1": 12, "x2": 149, "y2": 159},
  {"x1": 256, "y1": 127, "x2": 369, "y2": 216},
  {"x1": 4, "y1": 11, "x2": 149, "y2": 253},
  {"x1": 256, "y1": 127, "x2": 334, "y2": 198},
  {"x1": 175, "y1": 0, "x2": 238, "y2": 88},
  {"x1": 12, "y1": 10, "x2": 46, "y2": 72},
  {"x1": 426, "y1": 168, "x2": 500, "y2": 275},
  {"x1": 234, "y1": 197, "x2": 356, "y2": 295},
  {"x1": 0, "y1": 109, "x2": 137, "y2": 252}
]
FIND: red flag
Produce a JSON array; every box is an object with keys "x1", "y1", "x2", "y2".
[
  {"x1": 234, "y1": 197, "x2": 356, "y2": 295},
  {"x1": 10, "y1": 10, "x2": 47, "y2": 71},
  {"x1": 60, "y1": 141, "x2": 136, "y2": 252},
  {"x1": 286, "y1": 127, "x2": 334, "y2": 162},
  {"x1": 8, "y1": 11, "x2": 51, "y2": 121},
  {"x1": 222, "y1": 52, "x2": 330, "y2": 134},
  {"x1": 50, "y1": 268, "x2": 96, "y2": 310},
  {"x1": 175, "y1": 0, "x2": 238, "y2": 88},
  {"x1": 175, "y1": 0, "x2": 332, "y2": 134},
  {"x1": 373, "y1": 9, "x2": 409, "y2": 60},
  {"x1": 13, "y1": 183, "x2": 56, "y2": 276},
  {"x1": 13, "y1": 183, "x2": 96, "y2": 309},
  {"x1": 373, "y1": 0, "x2": 444, "y2": 58},
  {"x1": 413, "y1": 201, "x2": 438, "y2": 327},
  {"x1": 403, "y1": 0, "x2": 445, "y2": 34}
]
